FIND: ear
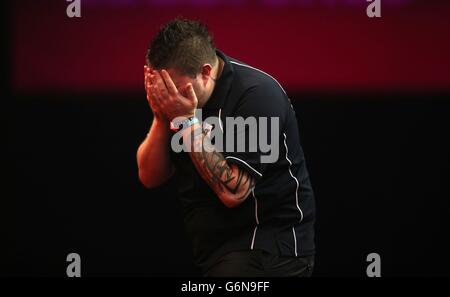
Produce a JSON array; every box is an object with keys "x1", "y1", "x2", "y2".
[{"x1": 200, "y1": 63, "x2": 213, "y2": 85}]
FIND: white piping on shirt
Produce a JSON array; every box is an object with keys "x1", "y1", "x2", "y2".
[
  {"x1": 283, "y1": 133, "x2": 304, "y2": 222},
  {"x1": 250, "y1": 188, "x2": 259, "y2": 250},
  {"x1": 218, "y1": 108, "x2": 224, "y2": 133},
  {"x1": 283, "y1": 133, "x2": 304, "y2": 256},
  {"x1": 292, "y1": 226, "x2": 298, "y2": 257},
  {"x1": 225, "y1": 156, "x2": 263, "y2": 177}
]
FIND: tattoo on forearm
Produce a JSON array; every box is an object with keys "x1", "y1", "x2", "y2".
[{"x1": 185, "y1": 128, "x2": 255, "y2": 201}]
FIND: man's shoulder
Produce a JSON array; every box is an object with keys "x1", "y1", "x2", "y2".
[
  {"x1": 219, "y1": 53, "x2": 290, "y2": 116},
  {"x1": 229, "y1": 58, "x2": 285, "y2": 94},
  {"x1": 227, "y1": 62, "x2": 287, "y2": 114}
]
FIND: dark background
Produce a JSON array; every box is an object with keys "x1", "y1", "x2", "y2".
[{"x1": 4, "y1": 0, "x2": 450, "y2": 276}]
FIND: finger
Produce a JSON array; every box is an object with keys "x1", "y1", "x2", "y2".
[
  {"x1": 150, "y1": 82, "x2": 161, "y2": 103},
  {"x1": 145, "y1": 74, "x2": 153, "y2": 99},
  {"x1": 145, "y1": 66, "x2": 153, "y2": 82},
  {"x1": 146, "y1": 77, "x2": 152, "y2": 92},
  {"x1": 154, "y1": 71, "x2": 170, "y2": 100},
  {"x1": 144, "y1": 66, "x2": 149, "y2": 87},
  {"x1": 160, "y1": 69, "x2": 178, "y2": 96},
  {"x1": 144, "y1": 65, "x2": 153, "y2": 78},
  {"x1": 144, "y1": 65, "x2": 153, "y2": 82},
  {"x1": 148, "y1": 79, "x2": 158, "y2": 102},
  {"x1": 146, "y1": 87, "x2": 154, "y2": 103},
  {"x1": 149, "y1": 73, "x2": 157, "y2": 91},
  {"x1": 149, "y1": 94, "x2": 161, "y2": 112},
  {"x1": 149, "y1": 73, "x2": 164, "y2": 101},
  {"x1": 185, "y1": 83, "x2": 197, "y2": 103}
]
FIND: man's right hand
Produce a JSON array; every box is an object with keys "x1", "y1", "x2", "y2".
[
  {"x1": 138, "y1": 65, "x2": 175, "y2": 188},
  {"x1": 144, "y1": 65, "x2": 168, "y2": 124}
]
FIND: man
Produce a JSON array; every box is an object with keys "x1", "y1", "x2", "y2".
[{"x1": 137, "y1": 19, "x2": 315, "y2": 277}]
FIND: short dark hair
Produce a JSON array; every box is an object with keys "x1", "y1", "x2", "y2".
[{"x1": 146, "y1": 18, "x2": 216, "y2": 77}]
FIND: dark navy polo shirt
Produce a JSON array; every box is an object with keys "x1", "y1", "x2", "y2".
[{"x1": 169, "y1": 50, "x2": 315, "y2": 273}]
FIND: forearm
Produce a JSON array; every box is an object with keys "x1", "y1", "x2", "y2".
[
  {"x1": 137, "y1": 118, "x2": 174, "y2": 188},
  {"x1": 182, "y1": 123, "x2": 255, "y2": 208}
]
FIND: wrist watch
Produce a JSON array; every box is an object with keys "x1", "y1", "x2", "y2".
[{"x1": 170, "y1": 116, "x2": 199, "y2": 132}]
